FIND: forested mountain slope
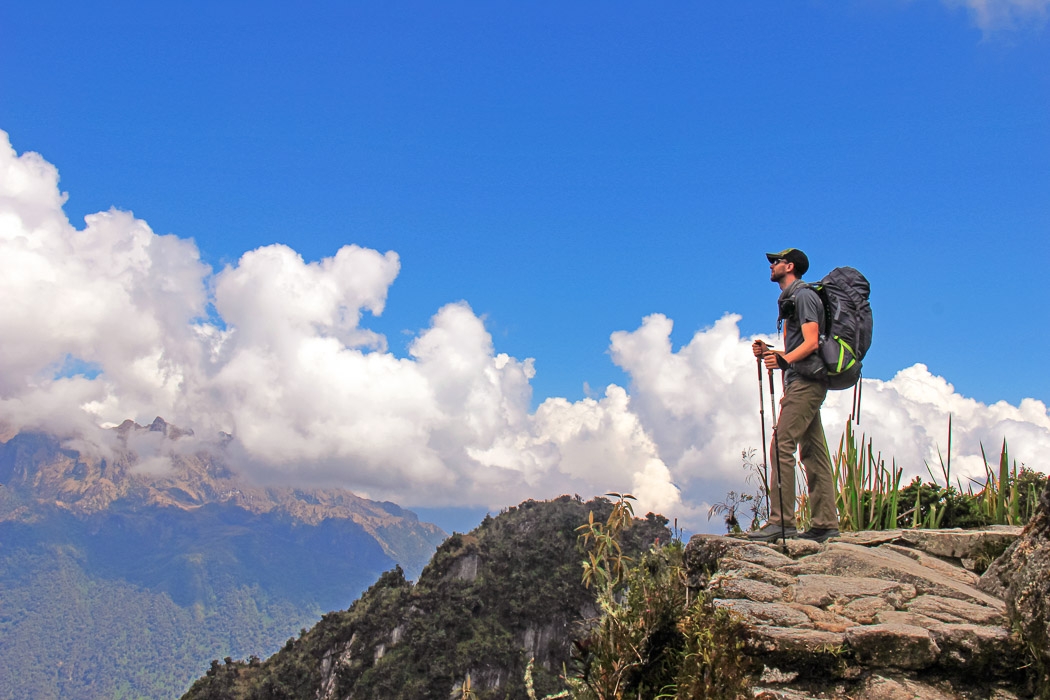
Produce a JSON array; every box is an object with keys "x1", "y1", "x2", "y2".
[{"x1": 182, "y1": 496, "x2": 670, "y2": 700}]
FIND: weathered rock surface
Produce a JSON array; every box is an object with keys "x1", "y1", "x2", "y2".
[
  {"x1": 685, "y1": 527, "x2": 1035, "y2": 698},
  {"x1": 979, "y1": 477, "x2": 1050, "y2": 695}
]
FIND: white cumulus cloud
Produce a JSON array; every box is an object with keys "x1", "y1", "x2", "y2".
[
  {"x1": 608, "y1": 313, "x2": 1050, "y2": 529},
  {"x1": 1, "y1": 128, "x2": 1047, "y2": 530},
  {"x1": 0, "y1": 129, "x2": 682, "y2": 517}
]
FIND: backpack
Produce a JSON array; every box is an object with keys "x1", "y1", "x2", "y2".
[{"x1": 808, "y1": 267, "x2": 873, "y2": 390}]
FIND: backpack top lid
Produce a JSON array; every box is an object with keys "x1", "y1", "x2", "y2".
[{"x1": 819, "y1": 267, "x2": 871, "y2": 301}]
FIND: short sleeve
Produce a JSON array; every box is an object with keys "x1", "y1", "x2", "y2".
[{"x1": 794, "y1": 287, "x2": 824, "y2": 328}]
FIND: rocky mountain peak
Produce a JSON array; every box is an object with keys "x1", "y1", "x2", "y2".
[
  {"x1": 113, "y1": 416, "x2": 194, "y2": 441},
  {"x1": 0, "y1": 426, "x2": 445, "y2": 577}
]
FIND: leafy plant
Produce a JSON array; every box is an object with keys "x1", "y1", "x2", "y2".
[
  {"x1": 572, "y1": 496, "x2": 754, "y2": 699},
  {"x1": 833, "y1": 419, "x2": 903, "y2": 531},
  {"x1": 577, "y1": 493, "x2": 637, "y2": 589},
  {"x1": 708, "y1": 450, "x2": 767, "y2": 533},
  {"x1": 974, "y1": 440, "x2": 1043, "y2": 526},
  {"x1": 664, "y1": 598, "x2": 754, "y2": 700}
]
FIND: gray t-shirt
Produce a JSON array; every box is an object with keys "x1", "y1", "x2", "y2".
[{"x1": 778, "y1": 279, "x2": 826, "y2": 385}]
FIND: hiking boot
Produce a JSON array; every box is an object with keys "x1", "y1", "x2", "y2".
[
  {"x1": 798, "y1": 527, "x2": 840, "y2": 543},
  {"x1": 746, "y1": 523, "x2": 797, "y2": 542}
]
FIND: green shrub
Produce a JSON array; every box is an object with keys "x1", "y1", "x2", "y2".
[{"x1": 571, "y1": 495, "x2": 754, "y2": 699}]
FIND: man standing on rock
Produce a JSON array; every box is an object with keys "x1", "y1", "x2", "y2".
[{"x1": 750, "y1": 248, "x2": 840, "y2": 543}]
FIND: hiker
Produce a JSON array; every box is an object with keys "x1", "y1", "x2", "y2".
[{"x1": 750, "y1": 248, "x2": 840, "y2": 543}]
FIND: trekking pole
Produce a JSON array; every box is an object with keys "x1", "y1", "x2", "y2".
[
  {"x1": 771, "y1": 428, "x2": 788, "y2": 547},
  {"x1": 757, "y1": 357, "x2": 770, "y2": 516},
  {"x1": 768, "y1": 366, "x2": 787, "y2": 546},
  {"x1": 768, "y1": 368, "x2": 778, "y2": 424},
  {"x1": 856, "y1": 376, "x2": 863, "y2": 424}
]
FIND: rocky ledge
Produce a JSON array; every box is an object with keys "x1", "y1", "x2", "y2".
[{"x1": 684, "y1": 527, "x2": 1033, "y2": 699}]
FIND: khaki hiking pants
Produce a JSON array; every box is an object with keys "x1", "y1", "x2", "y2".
[{"x1": 768, "y1": 377, "x2": 838, "y2": 530}]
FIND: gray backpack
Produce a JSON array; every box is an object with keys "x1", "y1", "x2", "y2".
[{"x1": 809, "y1": 267, "x2": 873, "y2": 390}]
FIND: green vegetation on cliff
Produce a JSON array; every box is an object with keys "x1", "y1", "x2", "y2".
[
  {"x1": 569, "y1": 495, "x2": 755, "y2": 700},
  {"x1": 182, "y1": 496, "x2": 670, "y2": 700},
  {"x1": 0, "y1": 542, "x2": 311, "y2": 700},
  {"x1": 0, "y1": 500, "x2": 408, "y2": 700}
]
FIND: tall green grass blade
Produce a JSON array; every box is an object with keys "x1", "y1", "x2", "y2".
[
  {"x1": 996, "y1": 439, "x2": 1008, "y2": 524},
  {"x1": 886, "y1": 460, "x2": 901, "y2": 529},
  {"x1": 912, "y1": 485, "x2": 921, "y2": 529},
  {"x1": 945, "y1": 413, "x2": 952, "y2": 488}
]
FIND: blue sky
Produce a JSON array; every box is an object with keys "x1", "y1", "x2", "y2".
[{"x1": 1, "y1": 1, "x2": 1048, "y2": 531}]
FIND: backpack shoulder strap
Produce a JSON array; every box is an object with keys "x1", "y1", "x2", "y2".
[{"x1": 778, "y1": 282, "x2": 823, "y2": 331}]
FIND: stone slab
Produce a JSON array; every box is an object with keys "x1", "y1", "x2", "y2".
[
  {"x1": 833, "y1": 596, "x2": 896, "y2": 625},
  {"x1": 897, "y1": 528, "x2": 1021, "y2": 560},
  {"x1": 874, "y1": 610, "x2": 943, "y2": 628},
  {"x1": 905, "y1": 594, "x2": 1005, "y2": 625},
  {"x1": 716, "y1": 559, "x2": 797, "y2": 588},
  {"x1": 750, "y1": 625, "x2": 846, "y2": 655},
  {"x1": 725, "y1": 542, "x2": 796, "y2": 569},
  {"x1": 928, "y1": 622, "x2": 1020, "y2": 674},
  {"x1": 787, "y1": 542, "x2": 1005, "y2": 608},
  {"x1": 791, "y1": 574, "x2": 916, "y2": 608},
  {"x1": 845, "y1": 623, "x2": 940, "y2": 670},
  {"x1": 786, "y1": 603, "x2": 857, "y2": 633},
  {"x1": 879, "y1": 544, "x2": 980, "y2": 586},
  {"x1": 714, "y1": 599, "x2": 812, "y2": 627},
  {"x1": 712, "y1": 576, "x2": 784, "y2": 603}
]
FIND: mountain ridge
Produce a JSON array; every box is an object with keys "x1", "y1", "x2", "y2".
[
  {"x1": 0, "y1": 417, "x2": 445, "y2": 574},
  {"x1": 0, "y1": 420, "x2": 449, "y2": 700}
]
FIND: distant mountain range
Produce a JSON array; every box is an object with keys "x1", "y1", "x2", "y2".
[{"x1": 0, "y1": 418, "x2": 447, "y2": 700}]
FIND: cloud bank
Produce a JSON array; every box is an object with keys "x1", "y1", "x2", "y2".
[{"x1": 2, "y1": 130, "x2": 1048, "y2": 529}]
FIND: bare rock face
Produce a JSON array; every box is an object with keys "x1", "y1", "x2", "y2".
[
  {"x1": 0, "y1": 423, "x2": 447, "y2": 577},
  {"x1": 845, "y1": 623, "x2": 940, "y2": 670},
  {"x1": 980, "y1": 477, "x2": 1050, "y2": 694},
  {"x1": 684, "y1": 526, "x2": 1034, "y2": 699}
]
